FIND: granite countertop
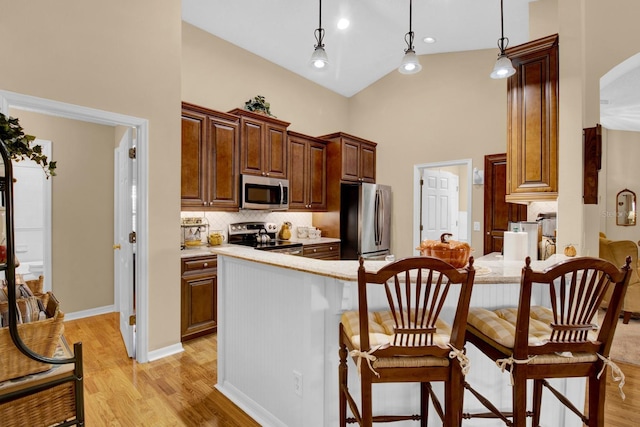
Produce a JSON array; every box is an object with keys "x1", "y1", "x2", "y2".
[
  {"x1": 209, "y1": 247, "x2": 571, "y2": 283},
  {"x1": 180, "y1": 237, "x2": 341, "y2": 259},
  {"x1": 187, "y1": 244, "x2": 571, "y2": 284}
]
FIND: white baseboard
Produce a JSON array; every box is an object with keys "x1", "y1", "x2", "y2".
[
  {"x1": 148, "y1": 343, "x2": 184, "y2": 362},
  {"x1": 62, "y1": 305, "x2": 184, "y2": 363},
  {"x1": 63, "y1": 305, "x2": 115, "y2": 321}
]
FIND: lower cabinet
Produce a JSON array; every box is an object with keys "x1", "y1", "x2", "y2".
[
  {"x1": 181, "y1": 255, "x2": 217, "y2": 342},
  {"x1": 303, "y1": 242, "x2": 341, "y2": 260}
]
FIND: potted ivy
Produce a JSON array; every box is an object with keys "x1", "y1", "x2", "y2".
[
  {"x1": 0, "y1": 112, "x2": 56, "y2": 178},
  {"x1": 244, "y1": 95, "x2": 275, "y2": 117}
]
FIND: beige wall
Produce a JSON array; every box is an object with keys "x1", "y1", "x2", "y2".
[
  {"x1": 349, "y1": 49, "x2": 507, "y2": 257},
  {"x1": 0, "y1": 0, "x2": 183, "y2": 352},
  {"x1": 11, "y1": 110, "x2": 115, "y2": 313},
  {"x1": 602, "y1": 129, "x2": 640, "y2": 243},
  {"x1": 182, "y1": 23, "x2": 350, "y2": 136}
]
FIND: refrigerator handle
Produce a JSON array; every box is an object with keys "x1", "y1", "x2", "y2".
[{"x1": 374, "y1": 189, "x2": 381, "y2": 246}]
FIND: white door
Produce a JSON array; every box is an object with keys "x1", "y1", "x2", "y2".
[
  {"x1": 114, "y1": 128, "x2": 136, "y2": 358},
  {"x1": 421, "y1": 169, "x2": 459, "y2": 241},
  {"x1": 12, "y1": 139, "x2": 52, "y2": 289}
]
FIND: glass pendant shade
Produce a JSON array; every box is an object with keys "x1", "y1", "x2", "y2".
[
  {"x1": 399, "y1": 49, "x2": 422, "y2": 74},
  {"x1": 490, "y1": 54, "x2": 516, "y2": 79},
  {"x1": 310, "y1": 45, "x2": 328, "y2": 69}
]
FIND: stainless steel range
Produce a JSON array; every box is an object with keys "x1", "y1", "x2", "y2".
[{"x1": 228, "y1": 221, "x2": 303, "y2": 256}]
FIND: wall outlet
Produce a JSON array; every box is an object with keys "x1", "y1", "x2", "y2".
[
  {"x1": 293, "y1": 370, "x2": 303, "y2": 396},
  {"x1": 473, "y1": 221, "x2": 481, "y2": 231}
]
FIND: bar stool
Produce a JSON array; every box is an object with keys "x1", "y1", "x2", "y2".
[
  {"x1": 338, "y1": 256, "x2": 475, "y2": 426},
  {"x1": 464, "y1": 256, "x2": 631, "y2": 427}
]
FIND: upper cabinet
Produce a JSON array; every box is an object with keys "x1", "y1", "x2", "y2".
[
  {"x1": 320, "y1": 132, "x2": 376, "y2": 183},
  {"x1": 181, "y1": 102, "x2": 240, "y2": 211},
  {"x1": 287, "y1": 131, "x2": 327, "y2": 211},
  {"x1": 228, "y1": 109, "x2": 290, "y2": 179},
  {"x1": 505, "y1": 34, "x2": 559, "y2": 203}
]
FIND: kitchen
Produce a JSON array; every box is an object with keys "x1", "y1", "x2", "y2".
[{"x1": 1, "y1": 0, "x2": 639, "y2": 405}]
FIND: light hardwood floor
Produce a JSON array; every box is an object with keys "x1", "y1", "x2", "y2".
[
  {"x1": 63, "y1": 313, "x2": 260, "y2": 427},
  {"x1": 63, "y1": 313, "x2": 640, "y2": 426}
]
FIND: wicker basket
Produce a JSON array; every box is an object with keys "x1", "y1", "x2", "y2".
[{"x1": 0, "y1": 294, "x2": 64, "y2": 383}]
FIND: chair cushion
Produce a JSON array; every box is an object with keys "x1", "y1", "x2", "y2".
[
  {"x1": 467, "y1": 306, "x2": 599, "y2": 363},
  {"x1": 341, "y1": 310, "x2": 453, "y2": 369},
  {"x1": 342, "y1": 309, "x2": 453, "y2": 349}
]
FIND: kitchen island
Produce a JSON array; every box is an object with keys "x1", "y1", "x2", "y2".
[{"x1": 211, "y1": 247, "x2": 582, "y2": 427}]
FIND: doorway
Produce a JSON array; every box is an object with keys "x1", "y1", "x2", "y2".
[
  {"x1": 0, "y1": 90, "x2": 150, "y2": 362},
  {"x1": 413, "y1": 159, "x2": 472, "y2": 255}
]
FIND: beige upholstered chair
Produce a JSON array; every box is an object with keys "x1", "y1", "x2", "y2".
[
  {"x1": 339, "y1": 256, "x2": 475, "y2": 427},
  {"x1": 464, "y1": 256, "x2": 631, "y2": 427},
  {"x1": 599, "y1": 232, "x2": 640, "y2": 323}
]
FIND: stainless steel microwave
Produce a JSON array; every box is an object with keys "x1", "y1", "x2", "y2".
[{"x1": 240, "y1": 174, "x2": 289, "y2": 210}]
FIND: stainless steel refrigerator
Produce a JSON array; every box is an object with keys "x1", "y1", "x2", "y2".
[{"x1": 340, "y1": 182, "x2": 392, "y2": 260}]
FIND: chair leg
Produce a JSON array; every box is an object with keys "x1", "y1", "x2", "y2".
[
  {"x1": 448, "y1": 368, "x2": 464, "y2": 427},
  {"x1": 512, "y1": 366, "x2": 528, "y2": 427},
  {"x1": 420, "y1": 382, "x2": 429, "y2": 427},
  {"x1": 339, "y1": 334, "x2": 348, "y2": 427},
  {"x1": 623, "y1": 311, "x2": 632, "y2": 324},
  {"x1": 532, "y1": 379, "x2": 543, "y2": 427},
  {"x1": 360, "y1": 370, "x2": 373, "y2": 427},
  {"x1": 587, "y1": 371, "x2": 606, "y2": 427}
]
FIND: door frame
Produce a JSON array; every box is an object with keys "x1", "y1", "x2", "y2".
[
  {"x1": 0, "y1": 90, "x2": 150, "y2": 363},
  {"x1": 413, "y1": 159, "x2": 472, "y2": 255}
]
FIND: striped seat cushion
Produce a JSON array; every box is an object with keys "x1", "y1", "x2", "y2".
[
  {"x1": 341, "y1": 310, "x2": 453, "y2": 369},
  {"x1": 467, "y1": 306, "x2": 599, "y2": 363}
]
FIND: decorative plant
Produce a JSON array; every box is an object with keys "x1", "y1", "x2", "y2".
[
  {"x1": 0, "y1": 112, "x2": 56, "y2": 178},
  {"x1": 244, "y1": 95, "x2": 275, "y2": 117}
]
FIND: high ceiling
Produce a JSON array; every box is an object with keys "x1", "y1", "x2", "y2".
[
  {"x1": 182, "y1": 0, "x2": 639, "y2": 132},
  {"x1": 182, "y1": 0, "x2": 534, "y2": 97}
]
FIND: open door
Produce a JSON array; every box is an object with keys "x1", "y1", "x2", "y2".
[
  {"x1": 114, "y1": 127, "x2": 136, "y2": 358},
  {"x1": 421, "y1": 168, "x2": 460, "y2": 241}
]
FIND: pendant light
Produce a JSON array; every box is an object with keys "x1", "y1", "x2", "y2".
[
  {"x1": 490, "y1": 0, "x2": 516, "y2": 79},
  {"x1": 310, "y1": 0, "x2": 328, "y2": 69},
  {"x1": 398, "y1": 0, "x2": 421, "y2": 74}
]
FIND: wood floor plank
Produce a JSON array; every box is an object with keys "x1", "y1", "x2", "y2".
[
  {"x1": 61, "y1": 312, "x2": 640, "y2": 426},
  {"x1": 62, "y1": 313, "x2": 260, "y2": 427}
]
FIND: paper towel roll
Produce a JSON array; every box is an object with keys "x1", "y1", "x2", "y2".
[{"x1": 504, "y1": 231, "x2": 528, "y2": 261}]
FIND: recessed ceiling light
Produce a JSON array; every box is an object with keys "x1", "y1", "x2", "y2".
[
  {"x1": 423, "y1": 37, "x2": 436, "y2": 44},
  {"x1": 337, "y1": 18, "x2": 350, "y2": 30}
]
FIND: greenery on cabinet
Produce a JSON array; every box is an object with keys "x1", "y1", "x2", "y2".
[
  {"x1": 0, "y1": 113, "x2": 56, "y2": 178},
  {"x1": 243, "y1": 95, "x2": 275, "y2": 117}
]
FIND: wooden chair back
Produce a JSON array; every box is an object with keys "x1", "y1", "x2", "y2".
[
  {"x1": 356, "y1": 256, "x2": 476, "y2": 359},
  {"x1": 513, "y1": 256, "x2": 632, "y2": 360}
]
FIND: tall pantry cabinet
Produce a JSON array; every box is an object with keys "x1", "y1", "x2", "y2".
[{"x1": 505, "y1": 34, "x2": 559, "y2": 203}]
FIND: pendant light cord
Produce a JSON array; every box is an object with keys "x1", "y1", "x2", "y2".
[
  {"x1": 405, "y1": 0, "x2": 415, "y2": 52},
  {"x1": 497, "y1": 0, "x2": 509, "y2": 53},
  {"x1": 315, "y1": 0, "x2": 325, "y2": 47}
]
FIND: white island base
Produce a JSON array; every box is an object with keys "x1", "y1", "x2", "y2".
[{"x1": 214, "y1": 248, "x2": 585, "y2": 427}]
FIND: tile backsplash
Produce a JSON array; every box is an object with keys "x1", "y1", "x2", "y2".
[{"x1": 180, "y1": 210, "x2": 314, "y2": 240}]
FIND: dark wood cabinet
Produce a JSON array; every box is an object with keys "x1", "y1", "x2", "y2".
[
  {"x1": 505, "y1": 34, "x2": 559, "y2": 203},
  {"x1": 181, "y1": 102, "x2": 240, "y2": 210},
  {"x1": 302, "y1": 242, "x2": 341, "y2": 260},
  {"x1": 228, "y1": 109, "x2": 290, "y2": 179},
  {"x1": 321, "y1": 132, "x2": 376, "y2": 183},
  {"x1": 288, "y1": 131, "x2": 327, "y2": 211},
  {"x1": 181, "y1": 255, "x2": 217, "y2": 341},
  {"x1": 313, "y1": 132, "x2": 377, "y2": 238}
]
